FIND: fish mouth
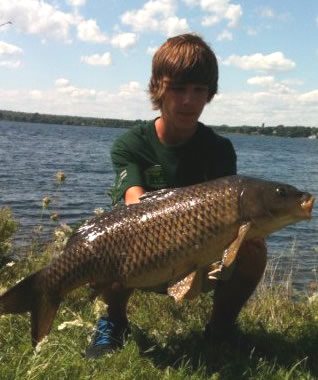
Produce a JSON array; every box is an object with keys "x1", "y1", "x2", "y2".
[{"x1": 301, "y1": 195, "x2": 315, "y2": 219}]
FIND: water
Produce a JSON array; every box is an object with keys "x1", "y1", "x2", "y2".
[{"x1": 1, "y1": 121, "x2": 317, "y2": 291}]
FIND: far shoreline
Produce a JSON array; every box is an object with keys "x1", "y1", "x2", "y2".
[{"x1": 1, "y1": 109, "x2": 317, "y2": 138}]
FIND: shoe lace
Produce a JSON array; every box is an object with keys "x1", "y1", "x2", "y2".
[{"x1": 93, "y1": 318, "x2": 117, "y2": 347}]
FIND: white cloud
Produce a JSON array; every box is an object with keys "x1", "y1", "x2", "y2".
[
  {"x1": 80, "y1": 52, "x2": 111, "y2": 66},
  {"x1": 299, "y1": 90, "x2": 318, "y2": 103},
  {"x1": 216, "y1": 30, "x2": 233, "y2": 41},
  {"x1": 0, "y1": 41, "x2": 23, "y2": 55},
  {"x1": 182, "y1": 0, "x2": 197, "y2": 5},
  {"x1": 201, "y1": 90, "x2": 315, "y2": 126},
  {"x1": 2, "y1": 78, "x2": 318, "y2": 126},
  {"x1": 0, "y1": 41, "x2": 22, "y2": 68},
  {"x1": 111, "y1": 33, "x2": 137, "y2": 49},
  {"x1": 260, "y1": 7, "x2": 275, "y2": 18},
  {"x1": 224, "y1": 3, "x2": 242, "y2": 27},
  {"x1": 77, "y1": 19, "x2": 108, "y2": 43},
  {"x1": 246, "y1": 27, "x2": 258, "y2": 36},
  {"x1": 0, "y1": 0, "x2": 78, "y2": 41},
  {"x1": 0, "y1": 59, "x2": 21, "y2": 68},
  {"x1": 55, "y1": 78, "x2": 71, "y2": 87},
  {"x1": 29, "y1": 90, "x2": 43, "y2": 99},
  {"x1": 0, "y1": 78, "x2": 153, "y2": 121},
  {"x1": 0, "y1": 1, "x2": 111, "y2": 45},
  {"x1": 223, "y1": 52, "x2": 296, "y2": 72},
  {"x1": 201, "y1": 14, "x2": 219, "y2": 26},
  {"x1": 121, "y1": 0, "x2": 189, "y2": 36},
  {"x1": 118, "y1": 81, "x2": 142, "y2": 97},
  {"x1": 184, "y1": 0, "x2": 242, "y2": 28},
  {"x1": 67, "y1": 0, "x2": 87, "y2": 7},
  {"x1": 281, "y1": 78, "x2": 304, "y2": 87},
  {"x1": 247, "y1": 75, "x2": 294, "y2": 94},
  {"x1": 147, "y1": 46, "x2": 159, "y2": 55},
  {"x1": 163, "y1": 16, "x2": 189, "y2": 36},
  {"x1": 247, "y1": 76, "x2": 275, "y2": 86},
  {"x1": 71, "y1": 88, "x2": 97, "y2": 98},
  {"x1": 54, "y1": 79, "x2": 96, "y2": 98},
  {"x1": 259, "y1": 7, "x2": 290, "y2": 22}
]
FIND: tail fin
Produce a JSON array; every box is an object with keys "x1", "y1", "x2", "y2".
[
  {"x1": 0, "y1": 273, "x2": 37, "y2": 314},
  {"x1": 0, "y1": 271, "x2": 61, "y2": 347}
]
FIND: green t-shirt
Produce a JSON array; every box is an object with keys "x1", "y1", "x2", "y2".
[{"x1": 110, "y1": 119, "x2": 237, "y2": 205}]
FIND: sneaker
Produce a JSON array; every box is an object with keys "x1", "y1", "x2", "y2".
[{"x1": 85, "y1": 317, "x2": 130, "y2": 359}]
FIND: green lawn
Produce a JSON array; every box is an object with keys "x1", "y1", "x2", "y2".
[{"x1": 1, "y1": 246, "x2": 318, "y2": 380}]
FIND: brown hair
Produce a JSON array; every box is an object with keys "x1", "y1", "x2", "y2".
[{"x1": 149, "y1": 33, "x2": 218, "y2": 109}]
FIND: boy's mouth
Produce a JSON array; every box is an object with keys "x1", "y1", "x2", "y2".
[{"x1": 178, "y1": 111, "x2": 197, "y2": 117}]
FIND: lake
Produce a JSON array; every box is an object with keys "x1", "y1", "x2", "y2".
[{"x1": 1, "y1": 120, "x2": 317, "y2": 292}]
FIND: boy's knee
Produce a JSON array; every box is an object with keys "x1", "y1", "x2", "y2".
[{"x1": 236, "y1": 238, "x2": 267, "y2": 278}]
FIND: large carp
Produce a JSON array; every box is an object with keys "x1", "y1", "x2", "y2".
[{"x1": 0, "y1": 175, "x2": 315, "y2": 346}]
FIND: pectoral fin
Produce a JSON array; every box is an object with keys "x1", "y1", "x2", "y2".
[
  {"x1": 207, "y1": 261, "x2": 222, "y2": 281},
  {"x1": 209, "y1": 222, "x2": 252, "y2": 281},
  {"x1": 168, "y1": 270, "x2": 203, "y2": 302},
  {"x1": 168, "y1": 222, "x2": 252, "y2": 300}
]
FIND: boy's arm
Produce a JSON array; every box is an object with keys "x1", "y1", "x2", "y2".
[{"x1": 110, "y1": 134, "x2": 146, "y2": 205}]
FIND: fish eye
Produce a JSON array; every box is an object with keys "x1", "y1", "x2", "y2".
[{"x1": 276, "y1": 186, "x2": 287, "y2": 197}]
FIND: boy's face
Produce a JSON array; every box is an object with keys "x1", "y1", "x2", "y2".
[{"x1": 160, "y1": 78, "x2": 210, "y2": 134}]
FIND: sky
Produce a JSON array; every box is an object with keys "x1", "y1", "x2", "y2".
[{"x1": 0, "y1": 0, "x2": 318, "y2": 127}]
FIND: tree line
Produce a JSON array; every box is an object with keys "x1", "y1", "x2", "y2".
[
  {"x1": 0, "y1": 109, "x2": 147, "y2": 129},
  {"x1": 212, "y1": 124, "x2": 318, "y2": 138},
  {"x1": 0, "y1": 109, "x2": 317, "y2": 138}
]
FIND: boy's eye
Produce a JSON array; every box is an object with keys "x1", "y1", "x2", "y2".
[
  {"x1": 194, "y1": 86, "x2": 208, "y2": 92},
  {"x1": 166, "y1": 83, "x2": 209, "y2": 94}
]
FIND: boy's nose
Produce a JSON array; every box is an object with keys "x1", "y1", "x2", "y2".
[{"x1": 182, "y1": 89, "x2": 194, "y2": 104}]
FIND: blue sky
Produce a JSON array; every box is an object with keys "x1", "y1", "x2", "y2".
[{"x1": 0, "y1": 0, "x2": 317, "y2": 126}]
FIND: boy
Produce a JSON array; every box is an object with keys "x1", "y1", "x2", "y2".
[{"x1": 85, "y1": 33, "x2": 267, "y2": 358}]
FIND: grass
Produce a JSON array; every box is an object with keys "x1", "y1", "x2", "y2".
[
  {"x1": 0, "y1": 207, "x2": 19, "y2": 266},
  {"x1": 1, "y1": 239, "x2": 318, "y2": 380},
  {"x1": 1, "y1": 196, "x2": 318, "y2": 380}
]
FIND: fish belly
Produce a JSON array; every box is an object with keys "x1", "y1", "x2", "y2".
[{"x1": 124, "y1": 229, "x2": 236, "y2": 289}]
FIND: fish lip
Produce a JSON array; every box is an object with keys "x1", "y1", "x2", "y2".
[{"x1": 301, "y1": 195, "x2": 315, "y2": 219}]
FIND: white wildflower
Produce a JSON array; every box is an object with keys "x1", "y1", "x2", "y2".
[
  {"x1": 60, "y1": 223, "x2": 73, "y2": 235},
  {"x1": 34, "y1": 336, "x2": 49, "y2": 354},
  {"x1": 50, "y1": 213, "x2": 59, "y2": 222},
  {"x1": 54, "y1": 224, "x2": 73, "y2": 251},
  {"x1": 0, "y1": 286, "x2": 8, "y2": 294},
  {"x1": 56, "y1": 171, "x2": 66, "y2": 183},
  {"x1": 54, "y1": 229, "x2": 65, "y2": 240},
  {"x1": 42, "y1": 196, "x2": 51, "y2": 208},
  {"x1": 308, "y1": 292, "x2": 318, "y2": 304},
  {"x1": 94, "y1": 207, "x2": 104, "y2": 216},
  {"x1": 33, "y1": 225, "x2": 43, "y2": 233},
  {"x1": 92, "y1": 299, "x2": 107, "y2": 318},
  {"x1": 57, "y1": 319, "x2": 86, "y2": 330}
]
